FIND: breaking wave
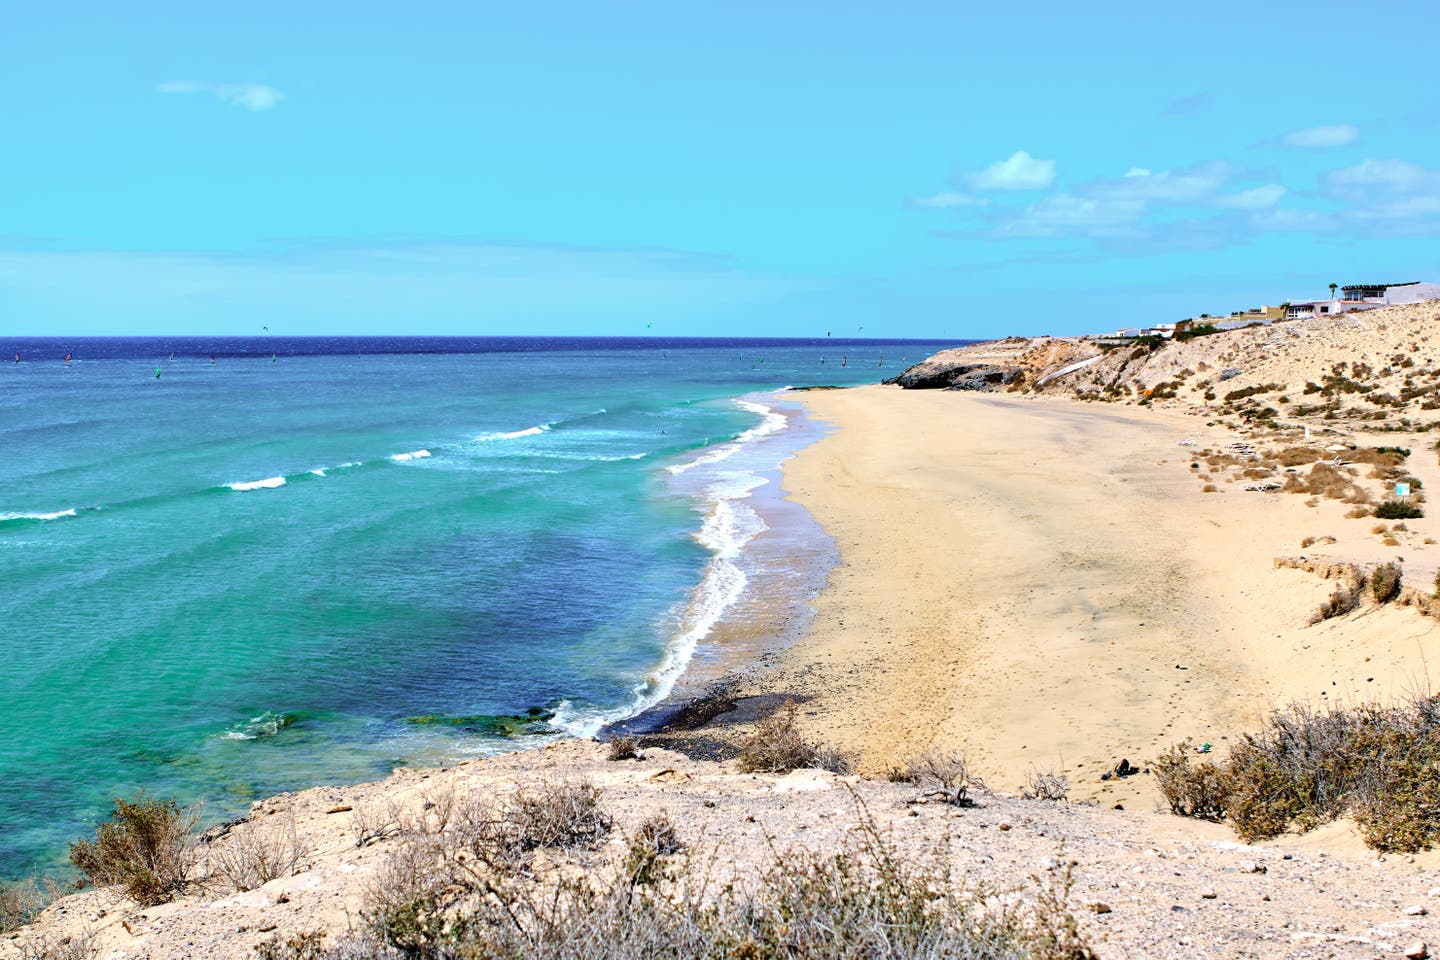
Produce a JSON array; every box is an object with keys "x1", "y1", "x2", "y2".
[
  {"x1": 226, "y1": 476, "x2": 286, "y2": 492},
  {"x1": 474, "y1": 424, "x2": 550, "y2": 442}
]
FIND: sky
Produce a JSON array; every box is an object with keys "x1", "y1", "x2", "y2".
[{"x1": 2, "y1": 1, "x2": 1438, "y2": 338}]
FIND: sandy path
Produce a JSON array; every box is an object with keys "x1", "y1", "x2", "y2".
[{"x1": 774, "y1": 386, "x2": 1440, "y2": 808}]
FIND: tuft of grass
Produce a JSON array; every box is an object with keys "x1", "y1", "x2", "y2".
[
  {"x1": 208, "y1": 807, "x2": 311, "y2": 892},
  {"x1": 894, "y1": 749, "x2": 984, "y2": 807},
  {"x1": 1021, "y1": 767, "x2": 1070, "y2": 802},
  {"x1": 606, "y1": 735, "x2": 639, "y2": 761},
  {"x1": 68, "y1": 794, "x2": 198, "y2": 905},
  {"x1": 737, "y1": 701, "x2": 850, "y2": 775}
]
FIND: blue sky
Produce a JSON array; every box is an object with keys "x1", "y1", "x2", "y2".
[{"x1": 2, "y1": 1, "x2": 1438, "y2": 338}]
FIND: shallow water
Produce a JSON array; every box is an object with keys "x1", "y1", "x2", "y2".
[{"x1": 0, "y1": 336, "x2": 964, "y2": 875}]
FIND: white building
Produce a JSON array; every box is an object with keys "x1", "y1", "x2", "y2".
[{"x1": 1342, "y1": 281, "x2": 1440, "y2": 305}]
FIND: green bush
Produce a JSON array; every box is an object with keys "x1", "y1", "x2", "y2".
[
  {"x1": 68, "y1": 794, "x2": 198, "y2": 905},
  {"x1": 1174, "y1": 323, "x2": 1220, "y2": 341},
  {"x1": 1374, "y1": 501, "x2": 1423, "y2": 519}
]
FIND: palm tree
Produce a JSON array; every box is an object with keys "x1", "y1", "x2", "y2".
[{"x1": 1329, "y1": 282, "x2": 1338, "y2": 300}]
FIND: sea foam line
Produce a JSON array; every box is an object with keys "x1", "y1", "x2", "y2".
[
  {"x1": 666, "y1": 398, "x2": 787, "y2": 476},
  {"x1": 226, "y1": 476, "x2": 286, "y2": 492},
  {"x1": 553, "y1": 396, "x2": 786, "y2": 738},
  {"x1": 474, "y1": 424, "x2": 551, "y2": 442},
  {"x1": 309, "y1": 461, "x2": 362, "y2": 477},
  {"x1": 0, "y1": 508, "x2": 78, "y2": 522}
]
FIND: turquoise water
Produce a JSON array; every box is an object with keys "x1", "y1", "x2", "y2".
[{"x1": 0, "y1": 336, "x2": 960, "y2": 876}]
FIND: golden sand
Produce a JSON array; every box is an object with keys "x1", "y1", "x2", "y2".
[{"x1": 775, "y1": 385, "x2": 1440, "y2": 808}]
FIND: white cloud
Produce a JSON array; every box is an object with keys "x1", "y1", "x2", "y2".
[
  {"x1": 215, "y1": 84, "x2": 285, "y2": 111},
  {"x1": 1322, "y1": 158, "x2": 1440, "y2": 230},
  {"x1": 911, "y1": 191, "x2": 989, "y2": 209},
  {"x1": 969, "y1": 150, "x2": 1055, "y2": 191},
  {"x1": 1280, "y1": 124, "x2": 1359, "y2": 148},
  {"x1": 1089, "y1": 161, "x2": 1232, "y2": 204},
  {"x1": 1217, "y1": 183, "x2": 1286, "y2": 209},
  {"x1": 1327, "y1": 157, "x2": 1434, "y2": 192},
  {"x1": 997, "y1": 162, "x2": 1290, "y2": 241},
  {"x1": 155, "y1": 80, "x2": 286, "y2": 111},
  {"x1": 999, "y1": 194, "x2": 1146, "y2": 237}
]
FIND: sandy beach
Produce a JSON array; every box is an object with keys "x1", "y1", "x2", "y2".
[{"x1": 774, "y1": 384, "x2": 1440, "y2": 809}]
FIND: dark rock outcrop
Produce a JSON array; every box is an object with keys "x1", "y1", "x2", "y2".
[{"x1": 886, "y1": 363, "x2": 1022, "y2": 391}]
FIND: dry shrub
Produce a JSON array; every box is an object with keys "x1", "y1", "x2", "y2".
[
  {"x1": 1287, "y1": 462, "x2": 1368, "y2": 503},
  {"x1": 737, "y1": 701, "x2": 849, "y2": 775},
  {"x1": 209, "y1": 808, "x2": 311, "y2": 892},
  {"x1": 895, "y1": 749, "x2": 984, "y2": 807},
  {"x1": 1310, "y1": 576, "x2": 1365, "y2": 624},
  {"x1": 351, "y1": 800, "x2": 402, "y2": 848},
  {"x1": 490, "y1": 779, "x2": 613, "y2": 856},
  {"x1": 14, "y1": 930, "x2": 95, "y2": 960},
  {"x1": 1346, "y1": 505, "x2": 1371, "y2": 519},
  {"x1": 68, "y1": 794, "x2": 198, "y2": 905},
  {"x1": 1, "y1": 880, "x2": 47, "y2": 933},
  {"x1": 1021, "y1": 767, "x2": 1069, "y2": 802},
  {"x1": 346, "y1": 798, "x2": 1095, "y2": 960},
  {"x1": 1153, "y1": 742, "x2": 1229, "y2": 821},
  {"x1": 256, "y1": 929, "x2": 329, "y2": 960},
  {"x1": 1271, "y1": 446, "x2": 1326, "y2": 466},
  {"x1": 606, "y1": 735, "x2": 639, "y2": 761},
  {"x1": 1371, "y1": 562, "x2": 1403, "y2": 603},
  {"x1": 1168, "y1": 697, "x2": 1440, "y2": 852},
  {"x1": 623, "y1": 813, "x2": 683, "y2": 887}
]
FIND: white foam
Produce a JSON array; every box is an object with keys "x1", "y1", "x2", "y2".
[
  {"x1": 226, "y1": 477, "x2": 286, "y2": 492},
  {"x1": 0, "y1": 508, "x2": 77, "y2": 522},
  {"x1": 389, "y1": 449, "x2": 432, "y2": 462},
  {"x1": 666, "y1": 444, "x2": 738, "y2": 475},
  {"x1": 308, "y1": 461, "x2": 361, "y2": 477},
  {"x1": 554, "y1": 450, "x2": 773, "y2": 738},
  {"x1": 667, "y1": 399, "x2": 788, "y2": 475},
  {"x1": 221, "y1": 711, "x2": 294, "y2": 741},
  {"x1": 475, "y1": 425, "x2": 550, "y2": 442}
]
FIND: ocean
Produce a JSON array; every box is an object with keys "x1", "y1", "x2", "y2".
[{"x1": 0, "y1": 335, "x2": 964, "y2": 877}]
